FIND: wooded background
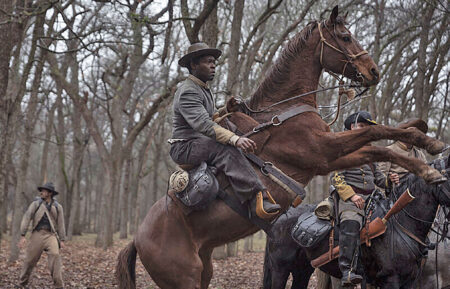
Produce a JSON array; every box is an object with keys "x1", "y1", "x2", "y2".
[{"x1": 0, "y1": 0, "x2": 448, "y2": 263}]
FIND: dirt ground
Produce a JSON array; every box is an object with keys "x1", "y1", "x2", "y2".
[{"x1": 0, "y1": 234, "x2": 320, "y2": 289}]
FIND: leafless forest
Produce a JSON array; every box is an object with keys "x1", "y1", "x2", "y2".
[{"x1": 0, "y1": 0, "x2": 448, "y2": 287}]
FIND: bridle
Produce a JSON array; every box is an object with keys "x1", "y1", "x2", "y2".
[{"x1": 317, "y1": 21, "x2": 368, "y2": 83}]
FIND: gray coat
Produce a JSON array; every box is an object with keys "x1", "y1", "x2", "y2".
[
  {"x1": 171, "y1": 75, "x2": 236, "y2": 144},
  {"x1": 331, "y1": 163, "x2": 387, "y2": 201}
]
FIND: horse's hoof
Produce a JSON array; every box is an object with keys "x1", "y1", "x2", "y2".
[
  {"x1": 426, "y1": 140, "x2": 446, "y2": 155},
  {"x1": 429, "y1": 175, "x2": 447, "y2": 185},
  {"x1": 423, "y1": 168, "x2": 447, "y2": 184}
]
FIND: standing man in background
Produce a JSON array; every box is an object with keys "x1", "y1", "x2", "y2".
[{"x1": 18, "y1": 182, "x2": 66, "y2": 289}]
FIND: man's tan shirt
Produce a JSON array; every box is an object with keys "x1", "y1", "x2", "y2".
[{"x1": 20, "y1": 199, "x2": 66, "y2": 241}]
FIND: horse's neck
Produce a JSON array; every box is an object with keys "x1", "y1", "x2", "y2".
[
  {"x1": 250, "y1": 29, "x2": 322, "y2": 112},
  {"x1": 396, "y1": 188, "x2": 438, "y2": 240}
]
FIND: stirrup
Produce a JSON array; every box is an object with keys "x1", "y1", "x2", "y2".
[{"x1": 255, "y1": 191, "x2": 280, "y2": 220}]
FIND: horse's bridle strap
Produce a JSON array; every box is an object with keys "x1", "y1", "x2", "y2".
[
  {"x1": 243, "y1": 104, "x2": 319, "y2": 138},
  {"x1": 395, "y1": 219, "x2": 429, "y2": 247}
]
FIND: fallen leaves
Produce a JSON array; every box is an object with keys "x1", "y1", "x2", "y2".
[{"x1": 0, "y1": 236, "x2": 320, "y2": 288}]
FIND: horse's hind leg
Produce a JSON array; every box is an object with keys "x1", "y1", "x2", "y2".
[
  {"x1": 319, "y1": 146, "x2": 445, "y2": 184},
  {"x1": 199, "y1": 248, "x2": 213, "y2": 289}
]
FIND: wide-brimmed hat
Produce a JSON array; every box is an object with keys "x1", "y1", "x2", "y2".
[
  {"x1": 396, "y1": 118, "x2": 428, "y2": 134},
  {"x1": 38, "y1": 182, "x2": 59, "y2": 196},
  {"x1": 344, "y1": 111, "x2": 377, "y2": 130},
  {"x1": 178, "y1": 42, "x2": 222, "y2": 68}
]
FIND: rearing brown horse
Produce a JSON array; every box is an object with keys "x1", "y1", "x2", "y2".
[{"x1": 116, "y1": 6, "x2": 445, "y2": 289}]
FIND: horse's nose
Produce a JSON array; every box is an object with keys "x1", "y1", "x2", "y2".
[{"x1": 370, "y1": 67, "x2": 379, "y2": 80}]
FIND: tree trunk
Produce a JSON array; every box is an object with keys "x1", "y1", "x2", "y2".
[
  {"x1": 201, "y1": 5, "x2": 218, "y2": 47},
  {"x1": 226, "y1": 0, "x2": 244, "y2": 97},
  {"x1": 120, "y1": 156, "x2": 132, "y2": 239},
  {"x1": 55, "y1": 91, "x2": 68, "y2": 226},
  {"x1": 9, "y1": 14, "x2": 46, "y2": 261},
  {"x1": 227, "y1": 241, "x2": 238, "y2": 257},
  {"x1": 243, "y1": 235, "x2": 253, "y2": 252},
  {"x1": 0, "y1": 0, "x2": 27, "y2": 245},
  {"x1": 94, "y1": 165, "x2": 104, "y2": 234},
  {"x1": 213, "y1": 245, "x2": 227, "y2": 259},
  {"x1": 413, "y1": 2, "x2": 434, "y2": 119},
  {"x1": 40, "y1": 104, "x2": 56, "y2": 183},
  {"x1": 67, "y1": 50, "x2": 85, "y2": 239}
]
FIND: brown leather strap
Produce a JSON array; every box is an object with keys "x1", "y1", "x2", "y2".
[
  {"x1": 396, "y1": 221, "x2": 429, "y2": 247},
  {"x1": 328, "y1": 220, "x2": 335, "y2": 260},
  {"x1": 364, "y1": 210, "x2": 373, "y2": 247},
  {"x1": 244, "y1": 153, "x2": 306, "y2": 200},
  {"x1": 243, "y1": 105, "x2": 319, "y2": 138},
  {"x1": 291, "y1": 196, "x2": 303, "y2": 207}
]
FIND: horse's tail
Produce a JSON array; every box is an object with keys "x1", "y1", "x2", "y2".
[
  {"x1": 262, "y1": 240, "x2": 272, "y2": 289},
  {"x1": 116, "y1": 240, "x2": 137, "y2": 289}
]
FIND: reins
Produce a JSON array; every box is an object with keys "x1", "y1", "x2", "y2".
[{"x1": 241, "y1": 84, "x2": 360, "y2": 114}]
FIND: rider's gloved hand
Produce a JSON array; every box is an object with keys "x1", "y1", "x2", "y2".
[{"x1": 236, "y1": 137, "x2": 257, "y2": 153}]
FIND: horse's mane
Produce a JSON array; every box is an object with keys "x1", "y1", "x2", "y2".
[
  {"x1": 249, "y1": 16, "x2": 347, "y2": 109},
  {"x1": 248, "y1": 21, "x2": 319, "y2": 109}
]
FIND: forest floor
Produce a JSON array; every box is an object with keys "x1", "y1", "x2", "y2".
[{"x1": 0, "y1": 233, "x2": 321, "y2": 288}]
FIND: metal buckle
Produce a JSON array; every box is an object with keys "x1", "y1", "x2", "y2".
[
  {"x1": 253, "y1": 127, "x2": 260, "y2": 133},
  {"x1": 260, "y1": 162, "x2": 273, "y2": 176},
  {"x1": 271, "y1": 115, "x2": 282, "y2": 126}
]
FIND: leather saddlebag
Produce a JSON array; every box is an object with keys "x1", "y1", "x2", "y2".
[
  {"x1": 175, "y1": 162, "x2": 219, "y2": 210},
  {"x1": 291, "y1": 212, "x2": 332, "y2": 248}
]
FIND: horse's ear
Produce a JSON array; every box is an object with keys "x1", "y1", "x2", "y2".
[
  {"x1": 330, "y1": 5, "x2": 339, "y2": 24},
  {"x1": 344, "y1": 11, "x2": 349, "y2": 22}
]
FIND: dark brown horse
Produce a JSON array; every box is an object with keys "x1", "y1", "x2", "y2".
[
  {"x1": 262, "y1": 155, "x2": 450, "y2": 289},
  {"x1": 116, "y1": 6, "x2": 446, "y2": 289}
]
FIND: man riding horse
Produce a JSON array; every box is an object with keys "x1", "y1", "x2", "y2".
[
  {"x1": 169, "y1": 42, "x2": 280, "y2": 220},
  {"x1": 331, "y1": 111, "x2": 388, "y2": 287}
]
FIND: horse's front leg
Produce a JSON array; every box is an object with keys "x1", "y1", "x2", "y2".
[
  {"x1": 318, "y1": 145, "x2": 445, "y2": 184},
  {"x1": 377, "y1": 275, "x2": 401, "y2": 289},
  {"x1": 270, "y1": 269, "x2": 290, "y2": 289},
  {"x1": 199, "y1": 248, "x2": 214, "y2": 289},
  {"x1": 321, "y1": 126, "x2": 445, "y2": 159}
]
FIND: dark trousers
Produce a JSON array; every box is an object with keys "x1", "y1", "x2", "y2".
[{"x1": 170, "y1": 136, "x2": 265, "y2": 202}]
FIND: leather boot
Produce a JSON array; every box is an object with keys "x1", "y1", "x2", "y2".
[
  {"x1": 251, "y1": 190, "x2": 281, "y2": 220},
  {"x1": 339, "y1": 220, "x2": 363, "y2": 287}
]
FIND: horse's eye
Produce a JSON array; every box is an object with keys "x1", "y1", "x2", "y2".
[{"x1": 343, "y1": 36, "x2": 351, "y2": 42}]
